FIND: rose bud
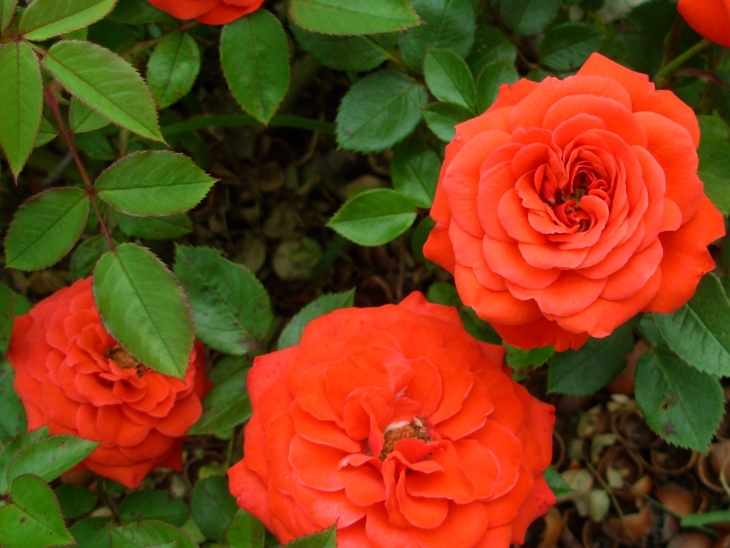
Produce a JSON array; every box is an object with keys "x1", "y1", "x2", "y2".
[
  {"x1": 678, "y1": 0, "x2": 730, "y2": 47},
  {"x1": 148, "y1": 0, "x2": 264, "y2": 25}
]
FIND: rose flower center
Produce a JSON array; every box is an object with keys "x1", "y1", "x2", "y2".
[
  {"x1": 104, "y1": 345, "x2": 149, "y2": 377},
  {"x1": 379, "y1": 417, "x2": 430, "y2": 460}
]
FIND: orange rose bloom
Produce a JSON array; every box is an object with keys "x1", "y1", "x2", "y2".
[
  {"x1": 423, "y1": 53, "x2": 724, "y2": 351},
  {"x1": 7, "y1": 278, "x2": 211, "y2": 488},
  {"x1": 228, "y1": 292, "x2": 555, "y2": 548},
  {"x1": 148, "y1": 0, "x2": 264, "y2": 24},
  {"x1": 678, "y1": 0, "x2": 730, "y2": 47}
]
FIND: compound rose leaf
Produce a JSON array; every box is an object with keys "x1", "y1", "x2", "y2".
[
  {"x1": 391, "y1": 137, "x2": 440, "y2": 209},
  {"x1": 7, "y1": 435, "x2": 98, "y2": 485},
  {"x1": 423, "y1": 48, "x2": 477, "y2": 112},
  {"x1": 19, "y1": 0, "x2": 116, "y2": 41},
  {"x1": 147, "y1": 32, "x2": 201, "y2": 110}
]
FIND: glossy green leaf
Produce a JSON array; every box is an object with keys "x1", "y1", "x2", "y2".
[
  {"x1": 110, "y1": 520, "x2": 196, "y2": 548},
  {"x1": 547, "y1": 321, "x2": 635, "y2": 395},
  {"x1": 285, "y1": 525, "x2": 337, "y2": 548},
  {"x1": 0, "y1": 286, "x2": 14, "y2": 354},
  {"x1": 190, "y1": 476, "x2": 237, "y2": 542},
  {"x1": 467, "y1": 26, "x2": 517, "y2": 77},
  {"x1": 69, "y1": 97, "x2": 109, "y2": 133},
  {"x1": 544, "y1": 466, "x2": 574, "y2": 499},
  {"x1": 278, "y1": 289, "x2": 355, "y2": 349},
  {"x1": 5, "y1": 187, "x2": 90, "y2": 271},
  {"x1": 0, "y1": 361, "x2": 26, "y2": 444},
  {"x1": 108, "y1": 0, "x2": 173, "y2": 24},
  {"x1": 43, "y1": 40, "x2": 163, "y2": 142},
  {"x1": 289, "y1": 0, "x2": 419, "y2": 35},
  {"x1": 506, "y1": 345, "x2": 554, "y2": 370},
  {"x1": 8, "y1": 435, "x2": 97, "y2": 484},
  {"x1": 0, "y1": 475, "x2": 73, "y2": 548},
  {"x1": 35, "y1": 117, "x2": 57, "y2": 147},
  {"x1": 227, "y1": 509, "x2": 264, "y2": 548},
  {"x1": 0, "y1": 41, "x2": 43, "y2": 179},
  {"x1": 635, "y1": 345, "x2": 724, "y2": 452},
  {"x1": 118, "y1": 491, "x2": 190, "y2": 527},
  {"x1": 698, "y1": 121, "x2": 730, "y2": 215},
  {"x1": 0, "y1": 0, "x2": 17, "y2": 32},
  {"x1": 422, "y1": 101, "x2": 472, "y2": 141},
  {"x1": 399, "y1": 0, "x2": 476, "y2": 72},
  {"x1": 19, "y1": 0, "x2": 116, "y2": 41},
  {"x1": 336, "y1": 69, "x2": 427, "y2": 153},
  {"x1": 114, "y1": 211, "x2": 193, "y2": 240},
  {"x1": 75, "y1": 130, "x2": 116, "y2": 161},
  {"x1": 93, "y1": 243, "x2": 194, "y2": 379},
  {"x1": 423, "y1": 48, "x2": 476, "y2": 111},
  {"x1": 328, "y1": 189, "x2": 417, "y2": 246},
  {"x1": 391, "y1": 138, "x2": 439, "y2": 208},
  {"x1": 95, "y1": 151, "x2": 215, "y2": 216},
  {"x1": 69, "y1": 518, "x2": 112, "y2": 548},
  {"x1": 70, "y1": 236, "x2": 114, "y2": 281},
  {"x1": 498, "y1": 0, "x2": 560, "y2": 35},
  {"x1": 147, "y1": 32, "x2": 201, "y2": 109},
  {"x1": 221, "y1": 10, "x2": 290, "y2": 124},
  {"x1": 188, "y1": 356, "x2": 251, "y2": 435},
  {"x1": 289, "y1": 24, "x2": 396, "y2": 72},
  {"x1": 475, "y1": 60, "x2": 519, "y2": 113},
  {"x1": 651, "y1": 274, "x2": 730, "y2": 377},
  {"x1": 540, "y1": 22, "x2": 603, "y2": 72},
  {"x1": 55, "y1": 484, "x2": 98, "y2": 520},
  {"x1": 0, "y1": 427, "x2": 49, "y2": 495},
  {"x1": 173, "y1": 245, "x2": 273, "y2": 355}
]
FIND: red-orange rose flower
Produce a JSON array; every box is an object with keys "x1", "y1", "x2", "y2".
[
  {"x1": 7, "y1": 278, "x2": 211, "y2": 488},
  {"x1": 678, "y1": 0, "x2": 730, "y2": 47},
  {"x1": 148, "y1": 0, "x2": 264, "y2": 24},
  {"x1": 423, "y1": 53, "x2": 724, "y2": 351},
  {"x1": 228, "y1": 292, "x2": 555, "y2": 548}
]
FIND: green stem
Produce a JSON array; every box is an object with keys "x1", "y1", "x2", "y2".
[{"x1": 654, "y1": 39, "x2": 711, "y2": 82}]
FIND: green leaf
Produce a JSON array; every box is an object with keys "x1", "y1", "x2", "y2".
[
  {"x1": 108, "y1": 0, "x2": 174, "y2": 24},
  {"x1": 289, "y1": 23, "x2": 396, "y2": 72},
  {"x1": 221, "y1": 10, "x2": 290, "y2": 124},
  {"x1": 422, "y1": 101, "x2": 473, "y2": 142},
  {"x1": 190, "y1": 476, "x2": 238, "y2": 543},
  {"x1": 147, "y1": 32, "x2": 201, "y2": 109},
  {"x1": 540, "y1": 22, "x2": 603, "y2": 72},
  {"x1": 498, "y1": 0, "x2": 560, "y2": 35},
  {"x1": 0, "y1": 0, "x2": 17, "y2": 33},
  {"x1": 398, "y1": 0, "x2": 476, "y2": 72},
  {"x1": 7, "y1": 435, "x2": 97, "y2": 485},
  {"x1": 110, "y1": 520, "x2": 196, "y2": 548},
  {"x1": 75, "y1": 130, "x2": 116, "y2": 161},
  {"x1": 43, "y1": 40, "x2": 163, "y2": 142},
  {"x1": 188, "y1": 356, "x2": 251, "y2": 436},
  {"x1": 698, "y1": 123, "x2": 730, "y2": 215},
  {"x1": 328, "y1": 189, "x2": 417, "y2": 246},
  {"x1": 475, "y1": 60, "x2": 519, "y2": 113},
  {"x1": 651, "y1": 274, "x2": 730, "y2": 377},
  {"x1": 227, "y1": 509, "x2": 264, "y2": 548},
  {"x1": 423, "y1": 48, "x2": 476, "y2": 112},
  {"x1": 285, "y1": 525, "x2": 337, "y2": 548},
  {"x1": 0, "y1": 41, "x2": 43, "y2": 179},
  {"x1": 544, "y1": 466, "x2": 573, "y2": 499},
  {"x1": 55, "y1": 484, "x2": 98, "y2": 520},
  {"x1": 289, "y1": 0, "x2": 419, "y2": 35},
  {"x1": 95, "y1": 151, "x2": 215, "y2": 217},
  {"x1": 114, "y1": 211, "x2": 193, "y2": 240},
  {"x1": 336, "y1": 69, "x2": 427, "y2": 153},
  {"x1": 119, "y1": 491, "x2": 190, "y2": 527},
  {"x1": 69, "y1": 97, "x2": 110, "y2": 133},
  {"x1": 173, "y1": 245, "x2": 273, "y2": 356},
  {"x1": 467, "y1": 26, "x2": 517, "y2": 78},
  {"x1": 35, "y1": 117, "x2": 58, "y2": 147},
  {"x1": 506, "y1": 344, "x2": 554, "y2": 369},
  {"x1": 0, "y1": 475, "x2": 74, "y2": 548},
  {"x1": 0, "y1": 427, "x2": 49, "y2": 495},
  {"x1": 635, "y1": 345, "x2": 724, "y2": 452},
  {"x1": 93, "y1": 243, "x2": 194, "y2": 379},
  {"x1": 426, "y1": 281, "x2": 460, "y2": 306},
  {"x1": 0, "y1": 361, "x2": 26, "y2": 444},
  {"x1": 0, "y1": 286, "x2": 15, "y2": 354},
  {"x1": 391, "y1": 139, "x2": 439, "y2": 209},
  {"x1": 69, "y1": 518, "x2": 111, "y2": 548},
  {"x1": 547, "y1": 320, "x2": 635, "y2": 395},
  {"x1": 70, "y1": 236, "x2": 114, "y2": 281},
  {"x1": 278, "y1": 289, "x2": 355, "y2": 349},
  {"x1": 19, "y1": 0, "x2": 116, "y2": 41},
  {"x1": 5, "y1": 187, "x2": 90, "y2": 271}
]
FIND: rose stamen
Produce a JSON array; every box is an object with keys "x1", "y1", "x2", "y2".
[
  {"x1": 104, "y1": 345, "x2": 148, "y2": 376},
  {"x1": 379, "y1": 417, "x2": 430, "y2": 460}
]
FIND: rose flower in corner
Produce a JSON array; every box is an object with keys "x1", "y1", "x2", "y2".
[
  {"x1": 7, "y1": 277, "x2": 211, "y2": 488},
  {"x1": 148, "y1": 0, "x2": 264, "y2": 25},
  {"x1": 424, "y1": 53, "x2": 724, "y2": 351},
  {"x1": 228, "y1": 292, "x2": 555, "y2": 548}
]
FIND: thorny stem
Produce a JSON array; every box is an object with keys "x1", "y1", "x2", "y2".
[
  {"x1": 654, "y1": 39, "x2": 712, "y2": 83},
  {"x1": 44, "y1": 83, "x2": 116, "y2": 252}
]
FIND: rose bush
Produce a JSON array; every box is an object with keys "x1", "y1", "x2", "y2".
[
  {"x1": 148, "y1": 0, "x2": 264, "y2": 24},
  {"x1": 228, "y1": 292, "x2": 555, "y2": 548},
  {"x1": 677, "y1": 0, "x2": 730, "y2": 47},
  {"x1": 423, "y1": 53, "x2": 724, "y2": 351},
  {"x1": 7, "y1": 278, "x2": 211, "y2": 488}
]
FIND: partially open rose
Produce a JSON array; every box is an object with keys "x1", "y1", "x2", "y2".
[
  {"x1": 424, "y1": 53, "x2": 724, "y2": 351},
  {"x1": 228, "y1": 292, "x2": 555, "y2": 548},
  {"x1": 7, "y1": 278, "x2": 211, "y2": 488},
  {"x1": 149, "y1": 0, "x2": 264, "y2": 25},
  {"x1": 678, "y1": 0, "x2": 730, "y2": 47}
]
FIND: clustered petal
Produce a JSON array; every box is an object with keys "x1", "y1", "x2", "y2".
[
  {"x1": 228, "y1": 292, "x2": 555, "y2": 548},
  {"x1": 7, "y1": 278, "x2": 211, "y2": 488},
  {"x1": 148, "y1": 0, "x2": 264, "y2": 25},
  {"x1": 424, "y1": 53, "x2": 724, "y2": 351}
]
